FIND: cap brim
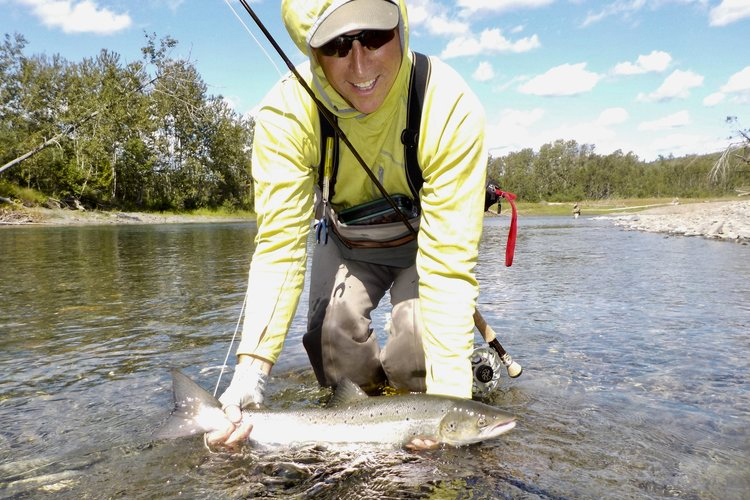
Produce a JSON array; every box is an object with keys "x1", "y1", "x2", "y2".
[{"x1": 310, "y1": 0, "x2": 399, "y2": 48}]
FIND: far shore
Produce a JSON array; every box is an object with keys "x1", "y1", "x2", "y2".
[
  {"x1": 2, "y1": 198, "x2": 748, "y2": 244},
  {"x1": 0, "y1": 205, "x2": 254, "y2": 226}
]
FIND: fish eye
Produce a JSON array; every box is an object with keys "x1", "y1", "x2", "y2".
[{"x1": 477, "y1": 415, "x2": 487, "y2": 427}]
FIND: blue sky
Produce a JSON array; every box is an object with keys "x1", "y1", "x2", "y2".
[{"x1": 2, "y1": 0, "x2": 749, "y2": 161}]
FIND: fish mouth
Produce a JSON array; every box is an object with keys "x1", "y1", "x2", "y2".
[{"x1": 483, "y1": 419, "x2": 516, "y2": 438}]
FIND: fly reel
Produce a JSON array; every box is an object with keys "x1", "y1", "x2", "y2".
[{"x1": 471, "y1": 346, "x2": 503, "y2": 397}]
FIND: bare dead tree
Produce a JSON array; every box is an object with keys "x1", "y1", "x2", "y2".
[{"x1": 710, "y1": 117, "x2": 750, "y2": 195}]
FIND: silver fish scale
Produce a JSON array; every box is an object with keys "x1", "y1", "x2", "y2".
[{"x1": 243, "y1": 394, "x2": 460, "y2": 447}]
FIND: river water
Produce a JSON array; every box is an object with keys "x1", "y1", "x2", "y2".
[{"x1": 1, "y1": 216, "x2": 748, "y2": 499}]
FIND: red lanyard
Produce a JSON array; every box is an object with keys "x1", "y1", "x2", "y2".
[{"x1": 495, "y1": 190, "x2": 517, "y2": 267}]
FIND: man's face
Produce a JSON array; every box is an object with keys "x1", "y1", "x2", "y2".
[{"x1": 315, "y1": 29, "x2": 402, "y2": 114}]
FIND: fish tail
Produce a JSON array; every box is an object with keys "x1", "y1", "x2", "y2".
[{"x1": 153, "y1": 370, "x2": 223, "y2": 440}]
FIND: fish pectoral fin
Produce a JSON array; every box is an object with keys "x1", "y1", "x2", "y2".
[{"x1": 327, "y1": 378, "x2": 369, "y2": 407}]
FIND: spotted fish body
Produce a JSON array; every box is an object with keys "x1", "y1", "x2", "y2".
[{"x1": 156, "y1": 370, "x2": 516, "y2": 448}]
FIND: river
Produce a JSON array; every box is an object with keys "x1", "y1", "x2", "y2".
[{"x1": 1, "y1": 216, "x2": 748, "y2": 499}]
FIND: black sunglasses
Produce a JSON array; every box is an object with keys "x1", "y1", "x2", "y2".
[{"x1": 318, "y1": 29, "x2": 396, "y2": 58}]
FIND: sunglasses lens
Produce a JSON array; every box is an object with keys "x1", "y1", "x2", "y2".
[
  {"x1": 319, "y1": 38, "x2": 348, "y2": 57},
  {"x1": 319, "y1": 29, "x2": 396, "y2": 58},
  {"x1": 362, "y1": 29, "x2": 396, "y2": 50}
]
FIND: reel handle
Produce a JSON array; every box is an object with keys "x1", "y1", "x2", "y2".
[{"x1": 473, "y1": 309, "x2": 523, "y2": 378}]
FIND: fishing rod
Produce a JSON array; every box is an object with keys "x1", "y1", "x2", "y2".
[{"x1": 235, "y1": 0, "x2": 416, "y2": 236}]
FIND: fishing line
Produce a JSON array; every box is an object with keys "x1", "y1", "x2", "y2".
[
  {"x1": 222, "y1": 0, "x2": 284, "y2": 78},
  {"x1": 213, "y1": 290, "x2": 248, "y2": 397}
]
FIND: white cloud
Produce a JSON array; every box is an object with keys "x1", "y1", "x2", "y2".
[
  {"x1": 404, "y1": 0, "x2": 430, "y2": 26},
  {"x1": 636, "y1": 69, "x2": 704, "y2": 102},
  {"x1": 598, "y1": 107, "x2": 629, "y2": 126},
  {"x1": 638, "y1": 111, "x2": 691, "y2": 131},
  {"x1": 709, "y1": 0, "x2": 750, "y2": 26},
  {"x1": 582, "y1": 0, "x2": 647, "y2": 27},
  {"x1": 518, "y1": 63, "x2": 601, "y2": 96},
  {"x1": 703, "y1": 92, "x2": 726, "y2": 106},
  {"x1": 406, "y1": 0, "x2": 469, "y2": 35},
  {"x1": 457, "y1": 0, "x2": 554, "y2": 15},
  {"x1": 648, "y1": 133, "x2": 726, "y2": 158},
  {"x1": 484, "y1": 105, "x2": 721, "y2": 161},
  {"x1": 426, "y1": 16, "x2": 470, "y2": 36},
  {"x1": 493, "y1": 75, "x2": 531, "y2": 93},
  {"x1": 473, "y1": 61, "x2": 495, "y2": 82},
  {"x1": 582, "y1": 0, "x2": 714, "y2": 27},
  {"x1": 612, "y1": 50, "x2": 672, "y2": 75},
  {"x1": 485, "y1": 107, "x2": 546, "y2": 154},
  {"x1": 486, "y1": 107, "x2": 634, "y2": 157},
  {"x1": 721, "y1": 65, "x2": 750, "y2": 93},
  {"x1": 441, "y1": 28, "x2": 540, "y2": 58},
  {"x1": 160, "y1": 0, "x2": 185, "y2": 12},
  {"x1": 18, "y1": 0, "x2": 131, "y2": 34},
  {"x1": 700, "y1": 66, "x2": 750, "y2": 107}
]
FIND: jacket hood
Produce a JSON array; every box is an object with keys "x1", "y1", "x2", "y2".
[{"x1": 281, "y1": 0, "x2": 411, "y2": 120}]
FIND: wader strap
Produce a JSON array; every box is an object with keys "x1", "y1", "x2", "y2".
[
  {"x1": 401, "y1": 51, "x2": 431, "y2": 200},
  {"x1": 317, "y1": 112, "x2": 339, "y2": 199}
]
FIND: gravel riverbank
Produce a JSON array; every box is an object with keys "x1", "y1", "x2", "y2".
[{"x1": 601, "y1": 200, "x2": 750, "y2": 243}]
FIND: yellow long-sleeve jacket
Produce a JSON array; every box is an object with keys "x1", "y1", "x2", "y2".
[{"x1": 236, "y1": 0, "x2": 487, "y2": 398}]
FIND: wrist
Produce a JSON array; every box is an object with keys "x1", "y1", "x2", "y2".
[{"x1": 237, "y1": 354, "x2": 273, "y2": 375}]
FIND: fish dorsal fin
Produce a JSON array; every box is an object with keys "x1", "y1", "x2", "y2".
[{"x1": 328, "y1": 379, "x2": 369, "y2": 407}]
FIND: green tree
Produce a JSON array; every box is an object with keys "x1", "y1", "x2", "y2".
[{"x1": 1, "y1": 31, "x2": 254, "y2": 211}]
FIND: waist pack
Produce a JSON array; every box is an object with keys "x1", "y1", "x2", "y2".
[{"x1": 314, "y1": 188, "x2": 420, "y2": 268}]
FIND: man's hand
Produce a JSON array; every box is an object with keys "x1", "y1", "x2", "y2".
[
  {"x1": 405, "y1": 438, "x2": 439, "y2": 451},
  {"x1": 205, "y1": 405, "x2": 253, "y2": 445},
  {"x1": 208, "y1": 356, "x2": 270, "y2": 446}
]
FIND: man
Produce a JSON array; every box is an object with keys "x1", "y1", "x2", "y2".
[{"x1": 210, "y1": 0, "x2": 487, "y2": 446}]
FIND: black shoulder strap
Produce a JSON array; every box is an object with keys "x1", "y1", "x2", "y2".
[
  {"x1": 401, "y1": 51, "x2": 431, "y2": 200},
  {"x1": 317, "y1": 51, "x2": 431, "y2": 201},
  {"x1": 317, "y1": 111, "x2": 339, "y2": 197}
]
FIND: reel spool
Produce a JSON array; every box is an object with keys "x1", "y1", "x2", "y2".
[{"x1": 471, "y1": 346, "x2": 503, "y2": 397}]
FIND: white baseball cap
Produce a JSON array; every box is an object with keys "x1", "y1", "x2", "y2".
[{"x1": 309, "y1": 0, "x2": 399, "y2": 48}]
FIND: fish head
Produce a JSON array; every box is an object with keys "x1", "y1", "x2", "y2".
[{"x1": 436, "y1": 402, "x2": 516, "y2": 446}]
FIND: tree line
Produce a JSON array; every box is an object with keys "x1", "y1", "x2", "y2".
[
  {"x1": 488, "y1": 139, "x2": 746, "y2": 203},
  {"x1": 1, "y1": 32, "x2": 747, "y2": 212},
  {"x1": 1, "y1": 32, "x2": 254, "y2": 211}
]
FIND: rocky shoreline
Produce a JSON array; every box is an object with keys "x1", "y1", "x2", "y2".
[{"x1": 600, "y1": 200, "x2": 750, "y2": 243}]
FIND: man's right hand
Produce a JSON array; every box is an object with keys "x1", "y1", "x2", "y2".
[
  {"x1": 205, "y1": 404, "x2": 253, "y2": 445},
  {"x1": 207, "y1": 357, "x2": 270, "y2": 446}
]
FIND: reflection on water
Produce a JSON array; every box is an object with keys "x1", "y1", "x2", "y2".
[{"x1": 1, "y1": 218, "x2": 748, "y2": 499}]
